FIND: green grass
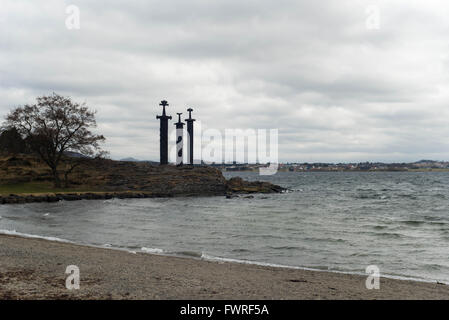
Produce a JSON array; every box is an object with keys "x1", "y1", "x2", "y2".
[{"x1": 0, "y1": 182, "x2": 99, "y2": 195}]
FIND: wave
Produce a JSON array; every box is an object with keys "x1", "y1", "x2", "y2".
[
  {"x1": 140, "y1": 247, "x2": 203, "y2": 258},
  {"x1": 399, "y1": 220, "x2": 425, "y2": 226},
  {"x1": 397, "y1": 220, "x2": 448, "y2": 227},
  {"x1": 372, "y1": 225, "x2": 388, "y2": 230},
  {"x1": 353, "y1": 193, "x2": 389, "y2": 200},
  {"x1": 141, "y1": 247, "x2": 164, "y2": 254},
  {"x1": 398, "y1": 194, "x2": 418, "y2": 200},
  {"x1": 266, "y1": 245, "x2": 303, "y2": 250},
  {"x1": 0, "y1": 229, "x2": 200, "y2": 259},
  {"x1": 302, "y1": 237, "x2": 346, "y2": 243},
  {"x1": 173, "y1": 250, "x2": 203, "y2": 258},
  {"x1": 364, "y1": 232, "x2": 404, "y2": 239},
  {"x1": 0, "y1": 229, "x2": 73, "y2": 243},
  {"x1": 0, "y1": 229, "x2": 141, "y2": 255}
]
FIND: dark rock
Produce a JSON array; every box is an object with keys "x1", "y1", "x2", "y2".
[
  {"x1": 46, "y1": 196, "x2": 58, "y2": 202},
  {"x1": 226, "y1": 177, "x2": 285, "y2": 194}
]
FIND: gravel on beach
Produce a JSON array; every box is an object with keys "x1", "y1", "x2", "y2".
[{"x1": 1, "y1": 234, "x2": 449, "y2": 300}]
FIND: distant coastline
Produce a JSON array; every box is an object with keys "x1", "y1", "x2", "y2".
[{"x1": 216, "y1": 160, "x2": 449, "y2": 173}]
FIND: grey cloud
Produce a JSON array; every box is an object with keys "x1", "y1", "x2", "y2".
[{"x1": 1, "y1": 0, "x2": 449, "y2": 162}]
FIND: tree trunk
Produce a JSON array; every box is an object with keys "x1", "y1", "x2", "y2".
[
  {"x1": 52, "y1": 168, "x2": 61, "y2": 188},
  {"x1": 64, "y1": 171, "x2": 70, "y2": 188}
]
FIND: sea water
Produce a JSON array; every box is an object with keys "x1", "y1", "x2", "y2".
[{"x1": 1, "y1": 171, "x2": 449, "y2": 283}]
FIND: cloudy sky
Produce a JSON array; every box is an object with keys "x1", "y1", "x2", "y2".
[{"x1": 1, "y1": 0, "x2": 449, "y2": 162}]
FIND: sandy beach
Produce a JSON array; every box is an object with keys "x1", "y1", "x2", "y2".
[{"x1": 0, "y1": 234, "x2": 448, "y2": 300}]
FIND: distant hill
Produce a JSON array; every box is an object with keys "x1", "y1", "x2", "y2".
[
  {"x1": 120, "y1": 157, "x2": 140, "y2": 162},
  {"x1": 415, "y1": 160, "x2": 437, "y2": 163},
  {"x1": 120, "y1": 157, "x2": 159, "y2": 165},
  {"x1": 64, "y1": 151, "x2": 89, "y2": 158}
]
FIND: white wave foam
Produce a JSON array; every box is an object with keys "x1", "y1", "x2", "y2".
[
  {"x1": 141, "y1": 247, "x2": 164, "y2": 254},
  {"x1": 0, "y1": 229, "x2": 72, "y2": 243},
  {"x1": 201, "y1": 253, "x2": 305, "y2": 269},
  {"x1": 0, "y1": 229, "x2": 151, "y2": 256}
]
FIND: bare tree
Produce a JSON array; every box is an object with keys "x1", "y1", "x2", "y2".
[{"x1": 2, "y1": 93, "x2": 106, "y2": 187}]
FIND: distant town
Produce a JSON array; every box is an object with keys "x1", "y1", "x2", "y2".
[
  {"x1": 210, "y1": 160, "x2": 449, "y2": 172},
  {"x1": 118, "y1": 158, "x2": 449, "y2": 172}
]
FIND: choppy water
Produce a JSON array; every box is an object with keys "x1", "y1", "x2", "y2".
[{"x1": 1, "y1": 171, "x2": 449, "y2": 283}]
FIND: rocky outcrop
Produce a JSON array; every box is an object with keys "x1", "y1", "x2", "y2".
[
  {"x1": 226, "y1": 177, "x2": 285, "y2": 194},
  {"x1": 98, "y1": 164, "x2": 228, "y2": 196},
  {"x1": 0, "y1": 155, "x2": 285, "y2": 204}
]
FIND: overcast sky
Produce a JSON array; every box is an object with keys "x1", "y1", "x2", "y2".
[{"x1": 1, "y1": 0, "x2": 449, "y2": 162}]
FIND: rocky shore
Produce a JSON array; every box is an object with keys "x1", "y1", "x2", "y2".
[
  {"x1": 0, "y1": 181, "x2": 285, "y2": 204},
  {"x1": 0, "y1": 191, "x2": 172, "y2": 204}
]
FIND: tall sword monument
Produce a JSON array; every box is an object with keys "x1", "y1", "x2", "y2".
[
  {"x1": 156, "y1": 100, "x2": 172, "y2": 165},
  {"x1": 174, "y1": 113, "x2": 185, "y2": 166},
  {"x1": 185, "y1": 108, "x2": 195, "y2": 165}
]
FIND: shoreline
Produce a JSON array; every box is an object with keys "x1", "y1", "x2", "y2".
[
  {"x1": 1, "y1": 233, "x2": 449, "y2": 299},
  {"x1": 0, "y1": 188, "x2": 285, "y2": 205},
  {"x1": 1, "y1": 228, "x2": 438, "y2": 286},
  {"x1": 0, "y1": 177, "x2": 285, "y2": 205},
  {"x1": 0, "y1": 191, "x2": 218, "y2": 204}
]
